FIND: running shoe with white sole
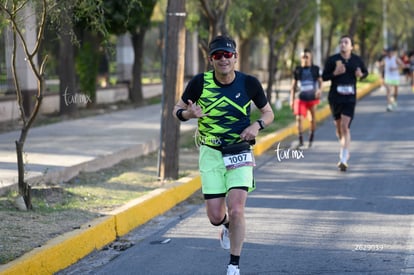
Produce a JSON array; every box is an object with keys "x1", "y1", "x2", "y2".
[
  {"x1": 220, "y1": 225, "x2": 230, "y2": 250},
  {"x1": 227, "y1": 264, "x2": 240, "y2": 275}
]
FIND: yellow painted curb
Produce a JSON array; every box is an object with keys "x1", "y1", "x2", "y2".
[
  {"x1": 0, "y1": 176, "x2": 201, "y2": 275},
  {"x1": 112, "y1": 175, "x2": 201, "y2": 236},
  {"x1": 0, "y1": 80, "x2": 380, "y2": 275},
  {"x1": 254, "y1": 126, "x2": 295, "y2": 156},
  {"x1": 357, "y1": 80, "x2": 381, "y2": 100}
]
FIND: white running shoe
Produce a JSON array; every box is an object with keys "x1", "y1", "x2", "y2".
[
  {"x1": 227, "y1": 264, "x2": 240, "y2": 275},
  {"x1": 220, "y1": 225, "x2": 230, "y2": 250}
]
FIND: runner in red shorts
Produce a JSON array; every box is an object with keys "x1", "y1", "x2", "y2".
[{"x1": 290, "y1": 49, "x2": 323, "y2": 148}]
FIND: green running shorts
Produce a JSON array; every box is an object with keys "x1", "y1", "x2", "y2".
[{"x1": 199, "y1": 145, "x2": 255, "y2": 195}]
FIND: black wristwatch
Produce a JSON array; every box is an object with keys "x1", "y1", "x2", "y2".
[{"x1": 257, "y1": 119, "x2": 265, "y2": 131}]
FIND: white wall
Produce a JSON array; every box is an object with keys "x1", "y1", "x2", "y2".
[{"x1": 0, "y1": 86, "x2": 129, "y2": 123}]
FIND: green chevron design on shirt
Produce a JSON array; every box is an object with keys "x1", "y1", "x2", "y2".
[{"x1": 197, "y1": 71, "x2": 252, "y2": 146}]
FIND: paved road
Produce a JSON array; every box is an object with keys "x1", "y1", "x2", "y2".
[{"x1": 59, "y1": 84, "x2": 414, "y2": 274}]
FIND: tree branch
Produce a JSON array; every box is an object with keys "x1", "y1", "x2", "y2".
[
  {"x1": 29, "y1": 0, "x2": 48, "y2": 59},
  {"x1": 10, "y1": 20, "x2": 26, "y2": 124}
]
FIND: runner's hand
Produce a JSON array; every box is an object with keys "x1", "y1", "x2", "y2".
[
  {"x1": 186, "y1": 100, "x2": 208, "y2": 118},
  {"x1": 315, "y1": 89, "x2": 322, "y2": 99},
  {"x1": 240, "y1": 123, "x2": 260, "y2": 141},
  {"x1": 355, "y1": 67, "x2": 363, "y2": 78},
  {"x1": 334, "y1": 63, "x2": 346, "y2": 76}
]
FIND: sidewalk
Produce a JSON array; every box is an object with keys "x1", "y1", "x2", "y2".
[{"x1": 0, "y1": 79, "x2": 291, "y2": 195}]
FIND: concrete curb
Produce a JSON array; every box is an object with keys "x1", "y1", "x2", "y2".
[{"x1": 0, "y1": 80, "x2": 381, "y2": 275}]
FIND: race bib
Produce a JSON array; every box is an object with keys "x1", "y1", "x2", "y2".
[
  {"x1": 337, "y1": 85, "x2": 355, "y2": 95},
  {"x1": 300, "y1": 84, "x2": 314, "y2": 93},
  {"x1": 222, "y1": 150, "x2": 255, "y2": 170}
]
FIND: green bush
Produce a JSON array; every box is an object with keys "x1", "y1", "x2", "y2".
[{"x1": 75, "y1": 42, "x2": 98, "y2": 105}]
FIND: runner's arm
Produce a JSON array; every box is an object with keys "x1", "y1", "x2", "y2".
[
  {"x1": 240, "y1": 103, "x2": 274, "y2": 141},
  {"x1": 290, "y1": 79, "x2": 297, "y2": 107}
]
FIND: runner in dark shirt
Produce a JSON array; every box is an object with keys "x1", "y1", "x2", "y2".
[
  {"x1": 181, "y1": 71, "x2": 268, "y2": 147},
  {"x1": 322, "y1": 35, "x2": 368, "y2": 172},
  {"x1": 173, "y1": 35, "x2": 274, "y2": 275},
  {"x1": 290, "y1": 48, "x2": 322, "y2": 148}
]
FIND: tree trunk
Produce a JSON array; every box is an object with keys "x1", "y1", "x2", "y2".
[
  {"x1": 325, "y1": 23, "x2": 335, "y2": 62},
  {"x1": 130, "y1": 32, "x2": 145, "y2": 104},
  {"x1": 348, "y1": 1, "x2": 363, "y2": 39},
  {"x1": 239, "y1": 39, "x2": 250, "y2": 73},
  {"x1": 16, "y1": 138, "x2": 32, "y2": 210},
  {"x1": 266, "y1": 35, "x2": 276, "y2": 102},
  {"x1": 158, "y1": 0, "x2": 186, "y2": 180},
  {"x1": 59, "y1": 6, "x2": 77, "y2": 115},
  {"x1": 199, "y1": 0, "x2": 230, "y2": 71},
  {"x1": 84, "y1": 31, "x2": 99, "y2": 108}
]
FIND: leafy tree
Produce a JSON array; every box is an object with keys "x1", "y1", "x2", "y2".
[
  {"x1": 51, "y1": 0, "x2": 156, "y2": 110},
  {"x1": 226, "y1": 0, "x2": 254, "y2": 72},
  {"x1": 249, "y1": 0, "x2": 313, "y2": 101},
  {"x1": 50, "y1": 0, "x2": 110, "y2": 114},
  {"x1": 102, "y1": 0, "x2": 157, "y2": 104},
  {"x1": 75, "y1": 41, "x2": 98, "y2": 107},
  {"x1": 0, "y1": 0, "x2": 141, "y2": 209},
  {"x1": 199, "y1": 0, "x2": 230, "y2": 37},
  {"x1": 320, "y1": 0, "x2": 352, "y2": 61},
  {"x1": 386, "y1": 0, "x2": 414, "y2": 49},
  {"x1": 71, "y1": 2, "x2": 107, "y2": 107},
  {"x1": 190, "y1": 0, "x2": 231, "y2": 70},
  {"x1": 57, "y1": 2, "x2": 77, "y2": 115},
  {"x1": 317, "y1": 0, "x2": 414, "y2": 69}
]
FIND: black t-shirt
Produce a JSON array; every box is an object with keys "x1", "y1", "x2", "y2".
[
  {"x1": 293, "y1": 65, "x2": 320, "y2": 101},
  {"x1": 322, "y1": 53, "x2": 368, "y2": 103},
  {"x1": 182, "y1": 71, "x2": 268, "y2": 109}
]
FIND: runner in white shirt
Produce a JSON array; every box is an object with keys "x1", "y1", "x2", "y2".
[{"x1": 382, "y1": 47, "x2": 404, "y2": 111}]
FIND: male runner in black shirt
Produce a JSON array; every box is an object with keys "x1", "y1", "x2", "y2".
[{"x1": 322, "y1": 35, "x2": 368, "y2": 171}]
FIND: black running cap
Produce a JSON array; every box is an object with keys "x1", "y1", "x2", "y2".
[{"x1": 208, "y1": 36, "x2": 236, "y2": 55}]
